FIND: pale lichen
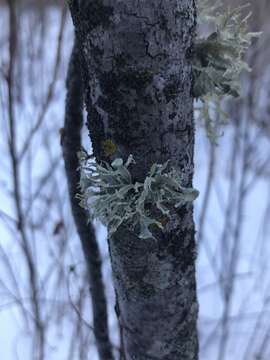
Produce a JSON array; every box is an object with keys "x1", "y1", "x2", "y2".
[
  {"x1": 194, "y1": 1, "x2": 261, "y2": 141},
  {"x1": 78, "y1": 152, "x2": 199, "y2": 239}
]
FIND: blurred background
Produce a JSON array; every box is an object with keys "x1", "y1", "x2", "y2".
[{"x1": 0, "y1": 0, "x2": 270, "y2": 359}]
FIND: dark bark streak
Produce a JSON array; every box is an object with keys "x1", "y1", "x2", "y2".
[{"x1": 62, "y1": 39, "x2": 113, "y2": 360}]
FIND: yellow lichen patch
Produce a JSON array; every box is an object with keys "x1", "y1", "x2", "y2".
[{"x1": 102, "y1": 139, "x2": 117, "y2": 157}]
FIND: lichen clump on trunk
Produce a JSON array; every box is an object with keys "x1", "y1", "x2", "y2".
[
  {"x1": 194, "y1": 0, "x2": 261, "y2": 141},
  {"x1": 78, "y1": 152, "x2": 199, "y2": 240}
]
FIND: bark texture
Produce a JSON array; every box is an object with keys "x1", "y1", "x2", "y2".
[
  {"x1": 68, "y1": 1, "x2": 198, "y2": 359},
  {"x1": 62, "y1": 39, "x2": 113, "y2": 360}
]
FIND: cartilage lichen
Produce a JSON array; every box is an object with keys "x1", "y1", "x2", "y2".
[
  {"x1": 78, "y1": 152, "x2": 199, "y2": 239},
  {"x1": 194, "y1": 0, "x2": 261, "y2": 141}
]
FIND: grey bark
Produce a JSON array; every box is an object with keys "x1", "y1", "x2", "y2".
[
  {"x1": 68, "y1": 1, "x2": 199, "y2": 359},
  {"x1": 62, "y1": 39, "x2": 113, "y2": 360}
]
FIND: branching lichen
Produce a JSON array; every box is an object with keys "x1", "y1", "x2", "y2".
[
  {"x1": 194, "y1": 0, "x2": 261, "y2": 141},
  {"x1": 78, "y1": 152, "x2": 199, "y2": 239}
]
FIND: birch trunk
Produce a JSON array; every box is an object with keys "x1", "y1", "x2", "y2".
[{"x1": 68, "y1": 1, "x2": 199, "y2": 358}]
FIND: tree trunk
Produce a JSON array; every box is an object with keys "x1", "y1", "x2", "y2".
[{"x1": 68, "y1": 1, "x2": 199, "y2": 359}]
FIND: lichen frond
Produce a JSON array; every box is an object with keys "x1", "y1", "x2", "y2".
[
  {"x1": 194, "y1": 94, "x2": 228, "y2": 144},
  {"x1": 194, "y1": 1, "x2": 261, "y2": 141},
  {"x1": 78, "y1": 153, "x2": 199, "y2": 239},
  {"x1": 197, "y1": 0, "x2": 222, "y2": 25}
]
